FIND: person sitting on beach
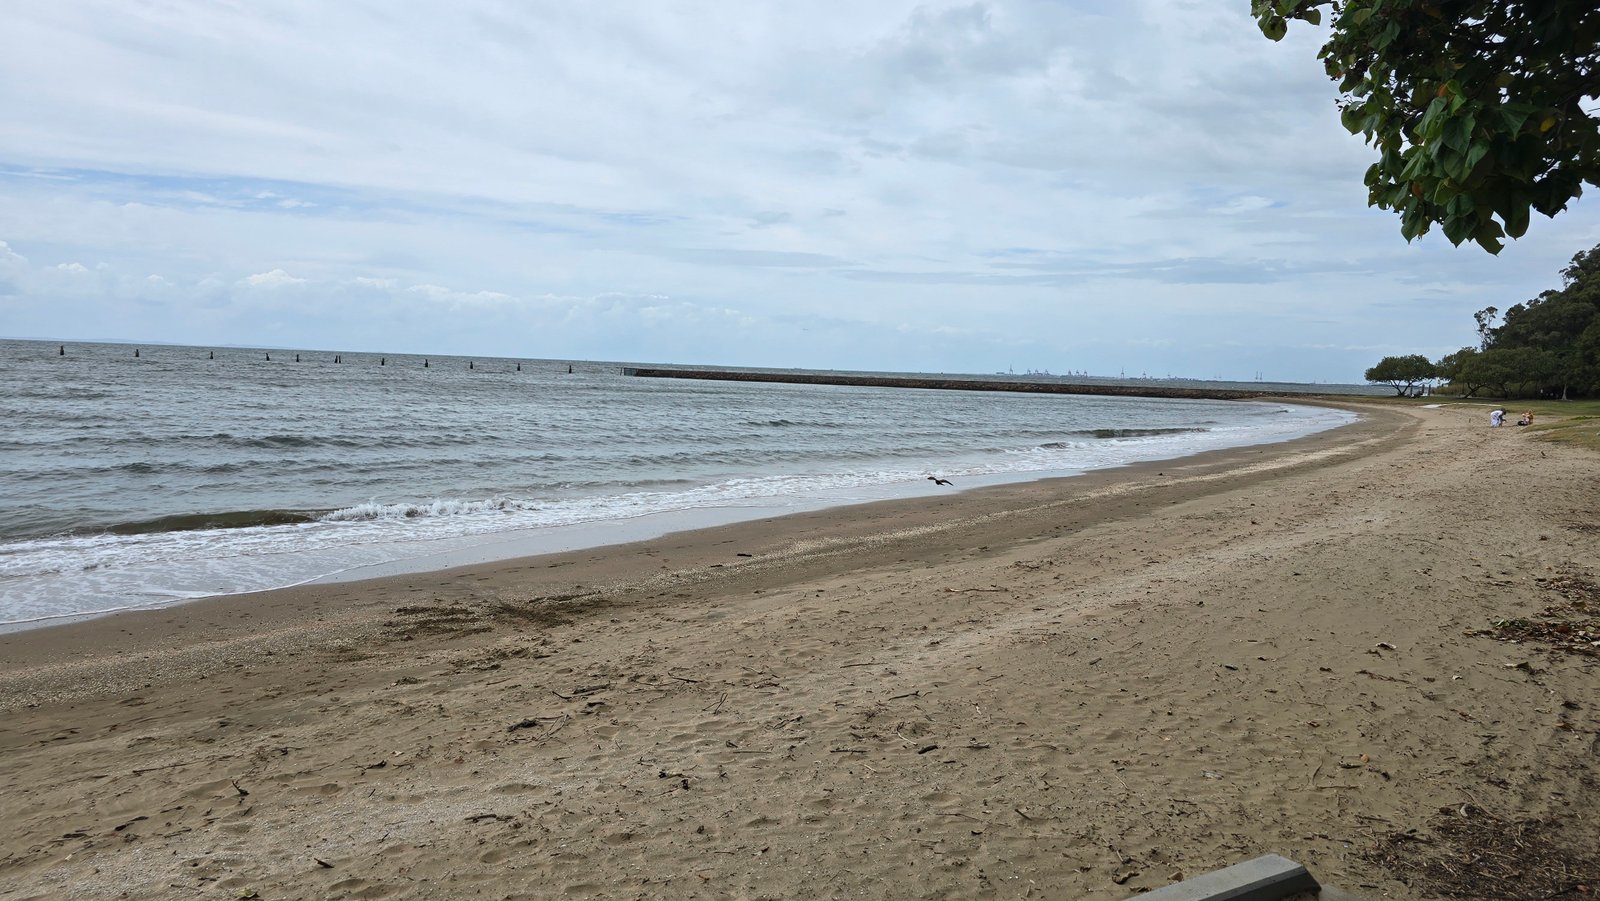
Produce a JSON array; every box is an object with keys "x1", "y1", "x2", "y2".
[
  {"x1": 1516, "y1": 411, "x2": 1534, "y2": 426},
  {"x1": 1490, "y1": 409, "x2": 1505, "y2": 427}
]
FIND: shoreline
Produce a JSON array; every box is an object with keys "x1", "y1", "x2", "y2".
[
  {"x1": 0, "y1": 397, "x2": 1372, "y2": 671},
  {"x1": 3, "y1": 399, "x2": 1596, "y2": 899},
  {"x1": 0, "y1": 397, "x2": 1351, "y2": 633}
]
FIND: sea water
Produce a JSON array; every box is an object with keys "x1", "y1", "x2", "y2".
[{"x1": 0, "y1": 339, "x2": 1355, "y2": 628}]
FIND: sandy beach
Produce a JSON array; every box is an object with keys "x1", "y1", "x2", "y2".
[{"x1": 1, "y1": 400, "x2": 1596, "y2": 900}]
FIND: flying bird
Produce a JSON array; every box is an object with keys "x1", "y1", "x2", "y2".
[{"x1": 927, "y1": 476, "x2": 953, "y2": 486}]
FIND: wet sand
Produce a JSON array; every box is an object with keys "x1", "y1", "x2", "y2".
[{"x1": 1, "y1": 400, "x2": 1596, "y2": 899}]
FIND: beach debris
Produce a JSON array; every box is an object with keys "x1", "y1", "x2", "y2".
[
  {"x1": 1355, "y1": 668, "x2": 1404, "y2": 683},
  {"x1": 917, "y1": 743, "x2": 940, "y2": 754},
  {"x1": 551, "y1": 683, "x2": 609, "y2": 699},
  {"x1": 314, "y1": 858, "x2": 334, "y2": 868},
  {"x1": 1111, "y1": 870, "x2": 1137, "y2": 885},
  {"x1": 1475, "y1": 573, "x2": 1600, "y2": 657},
  {"x1": 1375, "y1": 641, "x2": 1397, "y2": 650},
  {"x1": 1365, "y1": 804, "x2": 1600, "y2": 898},
  {"x1": 465, "y1": 813, "x2": 515, "y2": 824},
  {"x1": 1337, "y1": 754, "x2": 1371, "y2": 771},
  {"x1": 507, "y1": 714, "x2": 571, "y2": 744},
  {"x1": 230, "y1": 780, "x2": 249, "y2": 797},
  {"x1": 113, "y1": 815, "x2": 148, "y2": 832}
]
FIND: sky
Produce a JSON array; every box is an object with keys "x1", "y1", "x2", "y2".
[{"x1": 2, "y1": 2, "x2": 1596, "y2": 384}]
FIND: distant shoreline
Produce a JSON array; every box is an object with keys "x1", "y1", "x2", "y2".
[{"x1": 624, "y1": 366, "x2": 1378, "y2": 400}]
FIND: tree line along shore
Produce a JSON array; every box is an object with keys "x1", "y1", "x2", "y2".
[{"x1": 1366, "y1": 242, "x2": 1600, "y2": 402}]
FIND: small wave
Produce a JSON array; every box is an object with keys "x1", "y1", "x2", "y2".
[
  {"x1": 96, "y1": 509, "x2": 319, "y2": 535},
  {"x1": 3, "y1": 387, "x2": 112, "y2": 401},
  {"x1": 740, "y1": 419, "x2": 844, "y2": 429},
  {"x1": 320, "y1": 497, "x2": 535, "y2": 522},
  {"x1": 1056, "y1": 427, "x2": 1207, "y2": 440},
  {"x1": 243, "y1": 434, "x2": 354, "y2": 449}
]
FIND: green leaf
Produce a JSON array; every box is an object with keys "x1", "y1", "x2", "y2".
[
  {"x1": 1499, "y1": 102, "x2": 1539, "y2": 134},
  {"x1": 1303, "y1": 8, "x2": 1321, "y2": 26},
  {"x1": 1503, "y1": 202, "x2": 1531, "y2": 238},
  {"x1": 1260, "y1": 15, "x2": 1288, "y2": 40},
  {"x1": 1464, "y1": 140, "x2": 1490, "y2": 174},
  {"x1": 1375, "y1": 21, "x2": 1401, "y2": 50},
  {"x1": 1416, "y1": 96, "x2": 1449, "y2": 137}
]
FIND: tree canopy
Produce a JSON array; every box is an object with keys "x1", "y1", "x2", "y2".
[
  {"x1": 1419, "y1": 242, "x2": 1600, "y2": 398},
  {"x1": 1253, "y1": 1, "x2": 1600, "y2": 253},
  {"x1": 1365, "y1": 353, "x2": 1436, "y2": 395}
]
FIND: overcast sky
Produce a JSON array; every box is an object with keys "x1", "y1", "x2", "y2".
[{"x1": 2, "y1": 1, "x2": 1596, "y2": 383}]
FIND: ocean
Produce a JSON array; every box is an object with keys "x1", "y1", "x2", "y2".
[{"x1": 0, "y1": 339, "x2": 1355, "y2": 629}]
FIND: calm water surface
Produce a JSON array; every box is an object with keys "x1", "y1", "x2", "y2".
[{"x1": 0, "y1": 339, "x2": 1354, "y2": 627}]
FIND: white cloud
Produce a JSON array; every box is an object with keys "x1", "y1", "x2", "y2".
[
  {"x1": 0, "y1": 2, "x2": 1595, "y2": 381},
  {"x1": 1212, "y1": 196, "x2": 1277, "y2": 215},
  {"x1": 55, "y1": 261, "x2": 88, "y2": 273},
  {"x1": 239, "y1": 269, "x2": 305, "y2": 288},
  {"x1": 406, "y1": 283, "x2": 513, "y2": 305}
]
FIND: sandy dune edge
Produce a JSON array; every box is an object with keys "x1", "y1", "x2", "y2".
[{"x1": 1, "y1": 401, "x2": 1596, "y2": 899}]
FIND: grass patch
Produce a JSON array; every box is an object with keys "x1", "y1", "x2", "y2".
[{"x1": 1376, "y1": 397, "x2": 1600, "y2": 452}]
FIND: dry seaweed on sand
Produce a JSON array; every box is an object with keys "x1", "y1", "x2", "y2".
[
  {"x1": 1363, "y1": 804, "x2": 1599, "y2": 900},
  {"x1": 1475, "y1": 571, "x2": 1600, "y2": 657}
]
